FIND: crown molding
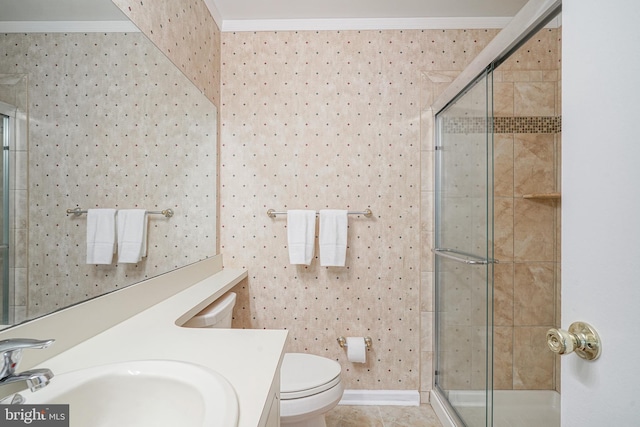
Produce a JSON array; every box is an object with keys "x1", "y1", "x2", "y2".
[
  {"x1": 220, "y1": 16, "x2": 516, "y2": 32},
  {"x1": 0, "y1": 21, "x2": 139, "y2": 33},
  {"x1": 203, "y1": 0, "x2": 224, "y2": 30}
]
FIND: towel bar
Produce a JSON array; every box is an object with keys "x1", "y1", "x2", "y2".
[
  {"x1": 267, "y1": 209, "x2": 372, "y2": 218},
  {"x1": 66, "y1": 208, "x2": 174, "y2": 218}
]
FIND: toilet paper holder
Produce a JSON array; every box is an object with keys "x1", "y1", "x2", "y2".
[{"x1": 337, "y1": 336, "x2": 372, "y2": 349}]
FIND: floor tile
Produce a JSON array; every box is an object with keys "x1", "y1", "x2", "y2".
[{"x1": 326, "y1": 405, "x2": 443, "y2": 427}]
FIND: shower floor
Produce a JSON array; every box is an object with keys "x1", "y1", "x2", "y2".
[{"x1": 436, "y1": 390, "x2": 560, "y2": 427}]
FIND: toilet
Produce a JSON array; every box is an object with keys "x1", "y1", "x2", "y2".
[
  {"x1": 184, "y1": 292, "x2": 344, "y2": 427},
  {"x1": 182, "y1": 292, "x2": 237, "y2": 328}
]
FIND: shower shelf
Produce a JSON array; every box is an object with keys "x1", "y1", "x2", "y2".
[{"x1": 522, "y1": 193, "x2": 561, "y2": 200}]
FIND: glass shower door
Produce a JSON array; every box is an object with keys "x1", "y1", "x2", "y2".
[{"x1": 434, "y1": 68, "x2": 494, "y2": 426}]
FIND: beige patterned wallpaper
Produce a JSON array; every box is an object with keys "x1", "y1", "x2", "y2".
[
  {"x1": 113, "y1": 0, "x2": 221, "y2": 108},
  {"x1": 0, "y1": 32, "x2": 217, "y2": 321},
  {"x1": 2, "y1": 0, "x2": 558, "y2": 395},
  {"x1": 219, "y1": 29, "x2": 499, "y2": 391}
]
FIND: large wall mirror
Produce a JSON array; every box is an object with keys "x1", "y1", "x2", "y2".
[{"x1": 0, "y1": 0, "x2": 218, "y2": 325}]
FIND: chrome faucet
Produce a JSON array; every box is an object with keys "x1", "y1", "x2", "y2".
[{"x1": 0, "y1": 338, "x2": 55, "y2": 403}]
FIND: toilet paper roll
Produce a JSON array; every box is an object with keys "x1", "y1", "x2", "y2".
[{"x1": 346, "y1": 337, "x2": 367, "y2": 363}]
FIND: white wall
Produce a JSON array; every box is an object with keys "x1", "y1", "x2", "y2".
[{"x1": 562, "y1": 1, "x2": 640, "y2": 424}]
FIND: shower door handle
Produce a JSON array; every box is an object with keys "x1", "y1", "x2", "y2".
[
  {"x1": 0, "y1": 245, "x2": 7, "y2": 249},
  {"x1": 432, "y1": 248, "x2": 497, "y2": 265}
]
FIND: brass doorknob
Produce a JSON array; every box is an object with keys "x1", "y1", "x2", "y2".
[{"x1": 546, "y1": 321, "x2": 601, "y2": 361}]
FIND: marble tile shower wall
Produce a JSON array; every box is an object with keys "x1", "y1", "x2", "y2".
[
  {"x1": 0, "y1": 33, "x2": 216, "y2": 321},
  {"x1": 492, "y1": 28, "x2": 561, "y2": 390},
  {"x1": 219, "y1": 29, "x2": 499, "y2": 392}
]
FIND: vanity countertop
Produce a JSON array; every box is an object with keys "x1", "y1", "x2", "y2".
[{"x1": 35, "y1": 267, "x2": 288, "y2": 427}]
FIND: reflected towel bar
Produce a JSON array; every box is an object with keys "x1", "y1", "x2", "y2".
[
  {"x1": 66, "y1": 208, "x2": 174, "y2": 218},
  {"x1": 267, "y1": 209, "x2": 372, "y2": 218},
  {"x1": 432, "y1": 248, "x2": 497, "y2": 265}
]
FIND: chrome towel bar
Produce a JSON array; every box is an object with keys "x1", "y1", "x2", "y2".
[
  {"x1": 267, "y1": 208, "x2": 372, "y2": 218},
  {"x1": 66, "y1": 208, "x2": 174, "y2": 218}
]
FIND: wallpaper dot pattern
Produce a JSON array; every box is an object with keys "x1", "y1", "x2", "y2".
[
  {"x1": 0, "y1": 32, "x2": 217, "y2": 320},
  {"x1": 220, "y1": 29, "x2": 499, "y2": 390},
  {"x1": 112, "y1": 0, "x2": 221, "y2": 107},
  {"x1": 2, "y1": 0, "x2": 561, "y2": 396}
]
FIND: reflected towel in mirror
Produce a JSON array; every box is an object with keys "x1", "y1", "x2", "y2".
[
  {"x1": 86, "y1": 209, "x2": 117, "y2": 264},
  {"x1": 117, "y1": 209, "x2": 148, "y2": 263}
]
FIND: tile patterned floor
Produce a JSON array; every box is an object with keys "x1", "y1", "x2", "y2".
[{"x1": 325, "y1": 405, "x2": 444, "y2": 427}]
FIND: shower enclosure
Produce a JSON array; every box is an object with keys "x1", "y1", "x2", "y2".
[
  {"x1": 431, "y1": 1, "x2": 562, "y2": 426},
  {"x1": 0, "y1": 74, "x2": 28, "y2": 325},
  {"x1": 433, "y1": 68, "x2": 495, "y2": 426},
  {"x1": 0, "y1": 102, "x2": 13, "y2": 325}
]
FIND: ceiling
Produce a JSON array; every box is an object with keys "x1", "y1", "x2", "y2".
[
  {"x1": 205, "y1": 0, "x2": 531, "y2": 31},
  {"x1": 210, "y1": 0, "x2": 529, "y2": 20},
  {"x1": 0, "y1": 0, "x2": 532, "y2": 31},
  {"x1": 0, "y1": 0, "x2": 127, "y2": 21}
]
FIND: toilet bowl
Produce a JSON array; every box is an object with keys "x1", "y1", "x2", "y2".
[
  {"x1": 185, "y1": 293, "x2": 345, "y2": 427},
  {"x1": 280, "y1": 352, "x2": 344, "y2": 427}
]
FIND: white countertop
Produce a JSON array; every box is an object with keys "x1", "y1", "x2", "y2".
[{"x1": 35, "y1": 268, "x2": 288, "y2": 427}]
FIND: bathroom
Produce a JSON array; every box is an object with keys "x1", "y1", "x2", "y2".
[{"x1": 0, "y1": 0, "x2": 638, "y2": 426}]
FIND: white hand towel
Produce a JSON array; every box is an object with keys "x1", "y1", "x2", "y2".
[
  {"x1": 117, "y1": 209, "x2": 148, "y2": 263},
  {"x1": 86, "y1": 209, "x2": 117, "y2": 264},
  {"x1": 319, "y1": 210, "x2": 348, "y2": 267},
  {"x1": 287, "y1": 210, "x2": 316, "y2": 265}
]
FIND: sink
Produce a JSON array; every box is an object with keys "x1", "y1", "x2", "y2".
[{"x1": 22, "y1": 360, "x2": 238, "y2": 427}]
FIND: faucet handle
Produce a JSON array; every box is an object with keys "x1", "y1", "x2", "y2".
[
  {"x1": 0, "y1": 339, "x2": 55, "y2": 380},
  {"x1": 0, "y1": 339, "x2": 55, "y2": 354}
]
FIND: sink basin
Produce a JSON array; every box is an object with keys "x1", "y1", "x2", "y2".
[{"x1": 22, "y1": 360, "x2": 238, "y2": 427}]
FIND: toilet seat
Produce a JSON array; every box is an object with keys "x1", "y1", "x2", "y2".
[{"x1": 281, "y1": 353, "x2": 342, "y2": 400}]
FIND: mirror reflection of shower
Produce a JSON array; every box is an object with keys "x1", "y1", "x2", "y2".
[
  {"x1": 0, "y1": 110, "x2": 7, "y2": 325},
  {"x1": 0, "y1": 75, "x2": 27, "y2": 325}
]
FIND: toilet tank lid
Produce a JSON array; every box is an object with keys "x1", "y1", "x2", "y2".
[
  {"x1": 187, "y1": 292, "x2": 236, "y2": 327},
  {"x1": 280, "y1": 353, "x2": 341, "y2": 393}
]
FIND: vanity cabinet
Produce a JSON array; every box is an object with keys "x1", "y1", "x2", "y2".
[
  {"x1": 5, "y1": 262, "x2": 288, "y2": 427},
  {"x1": 264, "y1": 394, "x2": 280, "y2": 427},
  {"x1": 261, "y1": 367, "x2": 281, "y2": 427}
]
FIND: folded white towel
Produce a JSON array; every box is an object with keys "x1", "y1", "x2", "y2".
[
  {"x1": 86, "y1": 209, "x2": 117, "y2": 264},
  {"x1": 117, "y1": 209, "x2": 148, "y2": 264},
  {"x1": 287, "y1": 210, "x2": 316, "y2": 265},
  {"x1": 319, "y1": 210, "x2": 348, "y2": 267}
]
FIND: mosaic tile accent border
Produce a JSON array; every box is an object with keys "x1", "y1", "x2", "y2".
[
  {"x1": 442, "y1": 116, "x2": 562, "y2": 134},
  {"x1": 495, "y1": 116, "x2": 561, "y2": 134}
]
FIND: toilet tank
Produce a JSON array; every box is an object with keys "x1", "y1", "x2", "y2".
[{"x1": 183, "y1": 292, "x2": 236, "y2": 328}]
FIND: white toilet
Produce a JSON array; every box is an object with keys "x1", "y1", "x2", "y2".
[{"x1": 184, "y1": 292, "x2": 344, "y2": 427}]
